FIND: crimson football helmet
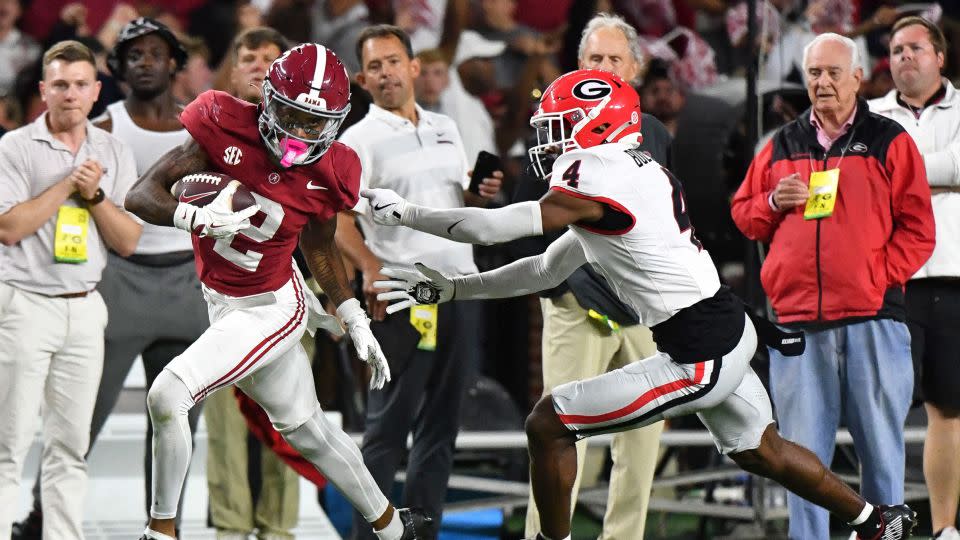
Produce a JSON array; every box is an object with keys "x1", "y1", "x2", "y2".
[
  {"x1": 528, "y1": 69, "x2": 642, "y2": 179},
  {"x1": 259, "y1": 44, "x2": 351, "y2": 167}
]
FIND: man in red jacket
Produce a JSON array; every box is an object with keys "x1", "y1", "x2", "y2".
[{"x1": 732, "y1": 32, "x2": 935, "y2": 540}]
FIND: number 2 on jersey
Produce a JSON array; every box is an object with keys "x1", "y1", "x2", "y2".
[
  {"x1": 662, "y1": 167, "x2": 702, "y2": 250},
  {"x1": 213, "y1": 192, "x2": 285, "y2": 271}
]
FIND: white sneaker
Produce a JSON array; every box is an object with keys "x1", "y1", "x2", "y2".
[
  {"x1": 215, "y1": 531, "x2": 251, "y2": 540},
  {"x1": 936, "y1": 527, "x2": 960, "y2": 540},
  {"x1": 141, "y1": 528, "x2": 177, "y2": 540}
]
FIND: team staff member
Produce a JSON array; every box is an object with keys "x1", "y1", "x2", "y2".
[
  {"x1": 11, "y1": 19, "x2": 202, "y2": 540},
  {"x1": 0, "y1": 40, "x2": 142, "y2": 540},
  {"x1": 335, "y1": 25, "x2": 500, "y2": 539},
  {"x1": 869, "y1": 17, "x2": 960, "y2": 540},
  {"x1": 732, "y1": 32, "x2": 935, "y2": 540}
]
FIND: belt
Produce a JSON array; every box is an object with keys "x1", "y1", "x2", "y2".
[
  {"x1": 911, "y1": 276, "x2": 960, "y2": 284},
  {"x1": 202, "y1": 285, "x2": 276, "y2": 309},
  {"x1": 49, "y1": 290, "x2": 94, "y2": 299},
  {"x1": 122, "y1": 250, "x2": 195, "y2": 267}
]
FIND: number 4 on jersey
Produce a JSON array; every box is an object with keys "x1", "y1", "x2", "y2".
[
  {"x1": 662, "y1": 167, "x2": 703, "y2": 250},
  {"x1": 562, "y1": 160, "x2": 582, "y2": 188}
]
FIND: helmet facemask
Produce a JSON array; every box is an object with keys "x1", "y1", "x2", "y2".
[
  {"x1": 259, "y1": 78, "x2": 350, "y2": 167},
  {"x1": 528, "y1": 109, "x2": 584, "y2": 180}
]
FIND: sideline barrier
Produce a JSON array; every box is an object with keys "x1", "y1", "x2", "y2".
[
  {"x1": 347, "y1": 426, "x2": 928, "y2": 449},
  {"x1": 376, "y1": 427, "x2": 928, "y2": 533}
]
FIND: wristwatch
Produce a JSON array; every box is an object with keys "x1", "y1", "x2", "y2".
[{"x1": 82, "y1": 188, "x2": 106, "y2": 206}]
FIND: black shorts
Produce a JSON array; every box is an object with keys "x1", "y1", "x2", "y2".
[{"x1": 906, "y1": 279, "x2": 960, "y2": 411}]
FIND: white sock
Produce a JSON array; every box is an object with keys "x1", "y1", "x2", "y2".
[
  {"x1": 848, "y1": 503, "x2": 874, "y2": 526},
  {"x1": 143, "y1": 527, "x2": 177, "y2": 540},
  {"x1": 373, "y1": 509, "x2": 403, "y2": 540}
]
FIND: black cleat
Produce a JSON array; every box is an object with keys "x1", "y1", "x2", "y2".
[
  {"x1": 11, "y1": 509, "x2": 42, "y2": 540},
  {"x1": 398, "y1": 507, "x2": 434, "y2": 540},
  {"x1": 856, "y1": 504, "x2": 918, "y2": 540}
]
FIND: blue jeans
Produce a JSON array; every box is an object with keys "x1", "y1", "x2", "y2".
[{"x1": 768, "y1": 318, "x2": 912, "y2": 540}]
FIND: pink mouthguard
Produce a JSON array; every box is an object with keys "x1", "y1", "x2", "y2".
[{"x1": 279, "y1": 138, "x2": 308, "y2": 168}]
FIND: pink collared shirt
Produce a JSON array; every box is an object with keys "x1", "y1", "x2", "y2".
[{"x1": 810, "y1": 104, "x2": 857, "y2": 151}]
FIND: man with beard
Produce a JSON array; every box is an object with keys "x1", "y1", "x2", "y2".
[{"x1": 11, "y1": 17, "x2": 204, "y2": 540}]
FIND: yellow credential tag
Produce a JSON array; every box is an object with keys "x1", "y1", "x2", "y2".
[
  {"x1": 409, "y1": 304, "x2": 438, "y2": 351},
  {"x1": 587, "y1": 309, "x2": 621, "y2": 333},
  {"x1": 54, "y1": 206, "x2": 90, "y2": 263},
  {"x1": 804, "y1": 168, "x2": 840, "y2": 220}
]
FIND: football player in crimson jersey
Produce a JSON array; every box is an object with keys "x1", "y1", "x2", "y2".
[
  {"x1": 363, "y1": 69, "x2": 917, "y2": 540},
  {"x1": 125, "y1": 44, "x2": 430, "y2": 540}
]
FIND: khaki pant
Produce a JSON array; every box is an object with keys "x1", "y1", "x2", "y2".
[
  {"x1": 525, "y1": 292, "x2": 664, "y2": 540},
  {"x1": 0, "y1": 283, "x2": 107, "y2": 540},
  {"x1": 205, "y1": 384, "x2": 300, "y2": 537}
]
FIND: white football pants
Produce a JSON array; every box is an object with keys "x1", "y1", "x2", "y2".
[{"x1": 147, "y1": 274, "x2": 389, "y2": 523}]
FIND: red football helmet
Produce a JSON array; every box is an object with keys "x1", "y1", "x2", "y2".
[
  {"x1": 259, "y1": 44, "x2": 351, "y2": 167},
  {"x1": 528, "y1": 69, "x2": 642, "y2": 178}
]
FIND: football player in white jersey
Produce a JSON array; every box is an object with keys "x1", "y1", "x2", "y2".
[{"x1": 361, "y1": 69, "x2": 917, "y2": 540}]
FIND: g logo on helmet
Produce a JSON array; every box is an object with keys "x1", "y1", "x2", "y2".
[{"x1": 571, "y1": 79, "x2": 613, "y2": 100}]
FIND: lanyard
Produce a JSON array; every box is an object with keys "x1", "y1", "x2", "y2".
[{"x1": 808, "y1": 125, "x2": 857, "y2": 174}]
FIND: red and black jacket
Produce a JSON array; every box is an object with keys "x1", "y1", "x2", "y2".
[{"x1": 732, "y1": 97, "x2": 935, "y2": 325}]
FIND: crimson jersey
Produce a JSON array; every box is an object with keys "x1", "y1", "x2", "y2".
[{"x1": 179, "y1": 90, "x2": 360, "y2": 296}]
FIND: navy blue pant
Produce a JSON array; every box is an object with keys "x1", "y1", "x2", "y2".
[{"x1": 769, "y1": 319, "x2": 912, "y2": 540}]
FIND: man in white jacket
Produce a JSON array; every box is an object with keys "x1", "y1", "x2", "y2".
[{"x1": 869, "y1": 16, "x2": 960, "y2": 540}]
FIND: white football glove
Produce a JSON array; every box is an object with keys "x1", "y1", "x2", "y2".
[
  {"x1": 374, "y1": 263, "x2": 455, "y2": 314},
  {"x1": 360, "y1": 188, "x2": 408, "y2": 226},
  {"x1": 336, "y1": 298, "x2": 391, "y2": 390},
  {"x1": 173, "y1": 180, "x2": 260, "y2": 239}
]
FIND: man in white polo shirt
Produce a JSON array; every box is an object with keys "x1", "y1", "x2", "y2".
[
  {"x1": 13, "y1": 20, "x2": 202, "y2": 540},
  {"x1": 335, "y1": 24, "x2": 501, "y2": 539},
  {"x1": 0, "y1": 40, "x2": 141, "y2": 540},
  {"x1": 12, "y1": 20, "x2": 207, "y2": 540}
]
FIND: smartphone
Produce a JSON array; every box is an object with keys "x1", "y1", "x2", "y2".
[{"x1": 468, "y1": 151, "x2": 502, "y2": 195}]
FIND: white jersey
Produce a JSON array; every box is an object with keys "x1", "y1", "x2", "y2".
[
  {"x1": 106, "y1": 101, "x2": 192, "y2": 255},
  {"x1": 548, "y1": 142, "x2": 721, "y2": 327}
]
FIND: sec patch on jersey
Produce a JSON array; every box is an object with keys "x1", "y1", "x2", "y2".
[{"x1": 171, "y1": 172, "x2": 257, "y2": 211}]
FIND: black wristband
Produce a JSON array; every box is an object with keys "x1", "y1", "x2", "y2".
[{"x1": 82, "y1": 188, "x2": 105, "y2": 206}]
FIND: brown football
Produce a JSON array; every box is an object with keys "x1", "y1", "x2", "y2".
[{"x1": 170, "y1": 172, "x2": 257, "y2": 211}]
